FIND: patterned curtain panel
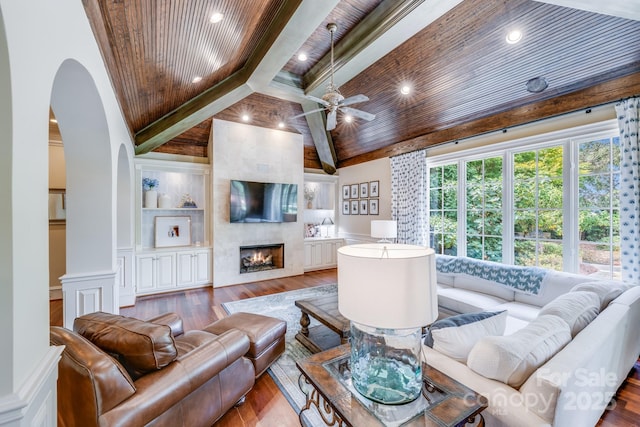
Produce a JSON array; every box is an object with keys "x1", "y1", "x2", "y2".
[
  {"x1": 390, "y1": 149, "x2": 428, "y2": 245},
  {"x1": 615, "y1": 98, "x2": 640, "y2": 285}
]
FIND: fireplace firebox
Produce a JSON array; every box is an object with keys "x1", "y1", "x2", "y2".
[{"x1": 239, "y1": 243, "x2": 284, "y2": 274}]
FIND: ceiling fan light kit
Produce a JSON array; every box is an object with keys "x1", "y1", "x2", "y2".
[{"x1": 290, "y1": 23, "x2": 375, "y2": 131}]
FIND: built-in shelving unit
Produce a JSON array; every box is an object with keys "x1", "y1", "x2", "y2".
[
  {"x1": 303, "y1": 237, "x2": 344, "y2": 271},
  {"x1": 134, "y1": 159, "x2": 212, "y2": 295}
]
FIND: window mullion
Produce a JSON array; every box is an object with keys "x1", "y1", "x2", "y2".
[
  {"x1": 565, "y1": 138, "x2": 579, "y2": 273},
  {"x1": 503, "y1": 152, "x2": 514, "y2": 264},
  {"x1": 458, "y1": 160, "x2": 467, "y2": 258}
]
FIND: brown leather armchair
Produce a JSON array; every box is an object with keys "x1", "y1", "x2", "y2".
[{"x1": 50, "y1": 312, "x2": 255, "y2": 427}]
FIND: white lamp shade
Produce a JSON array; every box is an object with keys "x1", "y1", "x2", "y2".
[
  {"x1": 338, "y1": 244, "x2": 438, "y2": 329},
  {"x1": 371, "y1": 220, "x2": 397, "y2": 239}
]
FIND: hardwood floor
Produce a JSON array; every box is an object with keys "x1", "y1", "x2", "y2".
[{"x1": 49, "y1": 269, "x2": 639, "y2": 426}]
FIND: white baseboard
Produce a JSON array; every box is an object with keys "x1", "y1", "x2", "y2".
[{"x1": 49, "y1": 286, "x2": 62, "y2": 300}]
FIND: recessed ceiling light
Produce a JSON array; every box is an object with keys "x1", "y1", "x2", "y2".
[
  {"x1": 297, "y1": 53, "x2": 308, "y2": 62},
  {"x1": 344, "y1": 115, "x2": 353, "y2": 123},
  {"x1": 191, "y1": 76, "x2": 202, "y2": 83},
  {"x1": 210, "y1": 13, "x2": 224, "y2": 24},
  {"x1": 50, "y1": 118, "x2": 58, "y2": 123},
  {"x1": 526, "y1": 76, "x2": 548, "y2": 93},
  {"x1": 241, "y1": 114, "x2": 250, "y2": 122},
  {"x1": 506, "y1": 29, "x2": 522, "y2": 44},
  {"x1": 278, "y1": 121, "x2": 285, "y2": 128},
  {"x1": 400, "y1": 85, "x2": 411, "y2": 95}
]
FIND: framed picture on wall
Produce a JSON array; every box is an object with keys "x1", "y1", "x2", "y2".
[
  {"x1": 360, "y1": 199, "x2": 368, "y2": 215},
  {"x1": 350, "y1": 184, "x2": 359, "y2": 199},
  {"x1": 155, "y1": 216, "x2": 191, "y2": 248},
  {"x1": 369, "y1": 199, "x2": 379, "y2": 215},
  {"x1": 343, "y1": 185, "x2": 350, "y2": 199},
  {"x1": 342, "y1": 200, "x2": 350, "y2": 215},
  {"x1": 360, "y1": 182, "x2": 369, "y2": 198},
  {"x1": 350, "y1": 200, "x2": 359, "y2": 215},
  {"x1": 370, "y1": 180, "x2": 379, "y2": 197}
]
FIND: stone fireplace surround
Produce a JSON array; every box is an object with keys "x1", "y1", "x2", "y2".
[{"x1": 212, "y1": 119, "x2": 304, "y2": 287}]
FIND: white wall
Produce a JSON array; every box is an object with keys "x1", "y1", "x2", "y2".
[
  {"x1": 212, "y1": 119, "x2": 304, "y2": 286},
  {"x1": 0, "y1": 0, "x2": 134, "y2": 422},
  {"x1": 338, "y1": 157, "x2": 392, "y2": 243}
]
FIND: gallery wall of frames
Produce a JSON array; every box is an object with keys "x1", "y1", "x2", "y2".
[{"x1": 342, "y1": 180, "x2": 379, "y2": 216}]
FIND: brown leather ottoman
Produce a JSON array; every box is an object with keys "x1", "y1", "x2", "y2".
[{"x1": 203, "y1": 312, "x2": 286, "y2": 378}]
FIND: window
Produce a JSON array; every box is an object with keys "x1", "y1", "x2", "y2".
[
  {"x1": 427, "y1": 123, "x2": 621, "y2": 279},
  {"x1": 513, "y1": 146, "x2": 564, "y2": 270},
  {"x1": 577, "y1": 136, "x2": 621, "y2": 278},
  {"x1": 429, "y1": 164, "x2": 458, "y2": 255},
  {"x1": 466, "y1": 157, "x2": 503, "y2": 262}
]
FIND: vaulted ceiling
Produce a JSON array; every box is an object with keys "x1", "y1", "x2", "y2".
[{"x1": 83, "y1": 0, "x2": 640, "y2": 174}]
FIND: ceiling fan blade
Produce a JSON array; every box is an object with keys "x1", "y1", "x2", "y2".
[
  {"x1": 305, "y1": 94, "x2": 330, "y2": 106},
  {"x1": 289, "y1": 107, "x2": 325, "y2": 120},
  {"x1": 341, "y1": 107, "x2": 375, "y2": 121},
  {"x1": 340, "y1": 94, "x2": 369, "y2": 106},
  {"x1": 326, "y1": 110, "x2": 337, "y2": 131}
]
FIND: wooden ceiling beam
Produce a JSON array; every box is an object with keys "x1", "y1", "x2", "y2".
[
  {"x1": 303, "y1": 0, "x2": 463, "y2": 97},
  {"x1": 135, "y1": 0, "x2": 338, "y2": 154},
  {"x1": 300, "y1": 99, "x2": 337, "y2": 174},
  {"x1": 250, "y1": 0, "x2": 463, "y2": 172},
  {"x1": 337, "y1": 72, "x2": 640, "y2": 168}
]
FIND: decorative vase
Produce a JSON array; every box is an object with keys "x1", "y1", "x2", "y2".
[
  {"x1": 349, "y1": 321, "x2": 422, "y2": 404},
  {"x1": 307, "y1": 199, "x2": 313, "y2": 209},
  {"x1": 145, "y1": 190, "x2": 158, "y2": 208},
  {"x1": 158, "y1": 193, "x2": 171, "y2": 209}
]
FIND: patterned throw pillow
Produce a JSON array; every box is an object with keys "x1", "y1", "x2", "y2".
[{"x1": 424, "y1": 310, "x2": 507, "y2": 363}]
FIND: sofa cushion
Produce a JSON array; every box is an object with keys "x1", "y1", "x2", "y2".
[
  {"x1": 513, "y1": 270, "x2": 589, "y2": 307},
  {"x1": 425, "y1": 310, "x2": 507, "y2": 363},
  {"x1": 453, "y1": 274, "x2": 515, "y2": 301},
  {"x1": 467, "y1": 314, "x2": 571, "y2": 388},
  {"x1": 438, "y1": 287, "x2": 509, "y2": 314},
  {"x1": 538, "y1": 291, "x2": 600, "y2": 337},
  {"x1": 438, "y1": 272, "x2": 456, "y2": 287},
  {"x1": 74, "y1": 312, "x2": 178, "y2": 378},
  {"x1": 503, "y1": 315, "x2": 530, "y2": 336},
  {"x1": 571, "y1": 281, "x2": 630, "y2": 311},
  {"x1": 492, "y1": 301, "x2": 541, "y2": 322}
]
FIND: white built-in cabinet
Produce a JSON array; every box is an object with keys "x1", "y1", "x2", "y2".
[
  {"x1": 304, "y1": 238, "x2": 344, "y2": 271},
  {"x1": 135, "y1": 159, "x2": 211, "y2": 296}
]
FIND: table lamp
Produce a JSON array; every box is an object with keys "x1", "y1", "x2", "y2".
[
  {"x1": 321, "y1": 217, "x2": 334, "y2": 238},
  {"x1": 338, "y1": 243, "x2": 437, "y2": 404},
  {"x1": 371, "y1": 220, "x2": 397, "y2": 243}
]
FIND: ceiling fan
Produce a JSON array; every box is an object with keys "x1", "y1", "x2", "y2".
[{"x1": 291, "y1": 23, "x2": 375, "y2": 131}]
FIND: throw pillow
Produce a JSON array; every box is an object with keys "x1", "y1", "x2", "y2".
[
  {"x1": 538, "y1": 291, "x2": 600, "y2": 337},
  {"x1": 570, "y1": 281, "x2": 630, "y2": 311},
  {"x1": 74, "y1": 311, "x2": 178, "y2": 379},
  {"x1": 467, "y1": 314, "x2": 571, "y2": 388},
  {"x1": 424, "y1": 310, "x2": 507, "y2": 363}
]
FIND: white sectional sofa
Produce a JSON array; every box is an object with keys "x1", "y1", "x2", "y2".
[{"x1": 423, "y1": 255, "x2": 640, "y2": 427}]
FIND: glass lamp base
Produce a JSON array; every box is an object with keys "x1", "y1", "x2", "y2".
[{"x1": 349, "y1": 322, "x2": 422, "y2": 405}]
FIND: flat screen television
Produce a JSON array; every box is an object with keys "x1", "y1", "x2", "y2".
[{"x1": 230, "y1": 180, "x2": 298, "y2": 223}]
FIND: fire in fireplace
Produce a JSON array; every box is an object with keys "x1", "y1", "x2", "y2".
[{"x1": 239, "y1": 244, "x2": 284, "y2": 274}]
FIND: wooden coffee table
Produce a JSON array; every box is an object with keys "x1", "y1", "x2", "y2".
[
  {"x1": 294, "y1": 294, "x2": 350, "y2": 353},
  {"x1": 296, "y1": 344, "x2": 487, "y2": 427}
]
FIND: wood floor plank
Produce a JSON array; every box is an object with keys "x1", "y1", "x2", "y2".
[{"x1": 49, "y1": 269, "x2": 640, "y2": 426}]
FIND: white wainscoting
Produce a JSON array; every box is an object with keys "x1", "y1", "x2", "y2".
[
  {"x1": 0, "y1": 346, "x2": 63, "y2": 427},
  {"x1": 60, "y1": 270, "x2": 118, "y2": 328}
]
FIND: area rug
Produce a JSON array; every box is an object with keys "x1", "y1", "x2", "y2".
[{"x1": 222, "y1": 284, "x2": 338, "y2": 426}]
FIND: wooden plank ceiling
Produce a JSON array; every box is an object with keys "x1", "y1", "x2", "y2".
[{"x1": 82, "y1": 0, "x2": 640, "y2": 172}]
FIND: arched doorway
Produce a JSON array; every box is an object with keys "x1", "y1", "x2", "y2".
[{"x1": 50, "y1": 59, "x2": 118, "y2": 327}]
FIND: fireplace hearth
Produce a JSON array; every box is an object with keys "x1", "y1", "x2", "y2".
[{"x1": 240, "y1": 244, "x2": 284, "y2": 274}]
